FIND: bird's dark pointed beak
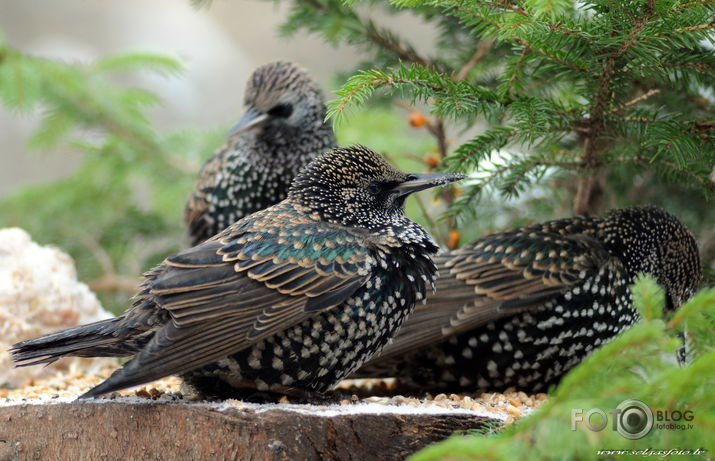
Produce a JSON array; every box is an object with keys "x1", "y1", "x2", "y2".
[
  {"x1": 394, "y1": 172, "x2": 466, "y2": 197},
  {"x1": 228, "y1": 107, "x2": 269, "y2": 136}
]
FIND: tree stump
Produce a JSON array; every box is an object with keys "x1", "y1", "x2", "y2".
[{"x1": 0, "y1": 399, "x2": 500, "y2": 460}]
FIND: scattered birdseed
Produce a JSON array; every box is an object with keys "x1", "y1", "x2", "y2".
[
  {"x1": 0, "y1": 368, "x2": 181, "y2": 402},
  {"x1": 1, "y1": 369, "x2": 547, "y2": 423}
]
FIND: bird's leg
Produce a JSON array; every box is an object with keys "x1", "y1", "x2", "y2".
[
  {"x1": 180, "y1": 374, "x2": 341, "y2": 404},
  {"x1": 261, "y1": 385, "x2": 343, "y2": 405}
]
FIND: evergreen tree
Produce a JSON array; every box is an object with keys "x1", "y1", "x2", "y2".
[{"x1": 272, "y1": 0, "x2": 714, "y2": 258}]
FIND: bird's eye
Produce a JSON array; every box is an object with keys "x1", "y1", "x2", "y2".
[
  {"x1": 367, "y1": 182, "x2": 382, "y2": 195},
  {"x1": 267, "y1": 104, "x2": 293, "y2": 118}
]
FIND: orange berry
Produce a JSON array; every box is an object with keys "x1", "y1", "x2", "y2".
[
  {"x1": 448, "y1": 228, "x2": 460, "y2": 250},
  {"x1": 424, "y1": 154, "x2": 440, "y2": 169},
  {"x1": 408, "y1": 112, "x2": 427, "y2": 128}
]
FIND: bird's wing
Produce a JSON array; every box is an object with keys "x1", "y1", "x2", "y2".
[
  {"x1": 368, "y1": 230, "x2": 612, "y2": 363},
  {"x1": 83, "y1": 205, "x2": 372, "y2": 396},
  {"x1": 184, "y1": 146, "x2": 231, "y2": 244}
]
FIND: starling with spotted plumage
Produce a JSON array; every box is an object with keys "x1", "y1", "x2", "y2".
[
  {"x1": 11, "y1": 146, "x2": 464, "y2": 399},
  {"x1": 185, "y1": 60, "x2": 336, "y2": 245},
  {"x1": 355, "y1": 207, "x2": 701, "y2": 392}
]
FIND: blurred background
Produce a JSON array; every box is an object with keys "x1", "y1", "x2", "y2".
[
  {"x1": 0, "y1": 0, "x2": 447, "y2": 313},
  {"x1": 0, "y1": 0, "x2": 434, "y2": 194}
]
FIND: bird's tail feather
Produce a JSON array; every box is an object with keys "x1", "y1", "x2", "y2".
[{"x1": 10, "y1": 317, "x2": 139, "y2": 367}]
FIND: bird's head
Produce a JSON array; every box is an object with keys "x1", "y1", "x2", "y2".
[
  {"x1": 603, "y1": 207, "x2": 702, "y2": 311},
  {"x1": 288, "y1": 145, "x2": 465, "y2": 242},
  {"x1": 229, "y1": 61, "x2": 327, "y2": 138}
]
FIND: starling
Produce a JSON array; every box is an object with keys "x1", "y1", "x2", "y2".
[
  {"x1": 185, "y1": 60, "x2": 336, "y2": 245},
  {"x1": 355, "y1": 207, "x2": 701, "y2": 392},
  {"x1": 11, "y1": 146, "x2": 464, "y2": 399}
]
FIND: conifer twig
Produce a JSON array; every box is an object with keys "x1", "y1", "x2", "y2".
[
  {"x1": 675, "y1": 21, "x2": 715, "y2": 33},
  {"x1": 504, "y1": 47, "x2": 530, "y2": 97},
  {"x1": 363, "y1": 21, "x2": 433, "y2": 69},
  {"x1": 675, "y1": 0, "x2": 713, "y2": 10},
  {"x1": 426, "y1": 40, "x2": 498, "y2": 238},
  {"x1": 610, "y1": 89, "x2": 661, "y2": 114},
  {"x1": 299, "y1": 0, "x2": 436, "y2": 69},
  {"x1": 620, "y1": 156, "x2": 715, "y2": 189},
  {"x1": 454, "y1": 40, "x2": 493, "y2": 81},
  {"x1": 574, "y1": 0, "x2": 657, "y2": 216}
]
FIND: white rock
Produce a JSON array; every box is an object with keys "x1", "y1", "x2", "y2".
[{"x1": 0, "y1": 228, "x2": 115, "y2": 388}]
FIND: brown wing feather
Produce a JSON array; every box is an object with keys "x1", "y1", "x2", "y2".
[
  {"x1": 82, "y1": 208, "x2": 372, "y2": 396},
  {"x1": 184, "y1": 145, "x2": 230, "y2": 243},
  {"x1": 366, "y1": 232, "x2": 611, "y2": 364}
]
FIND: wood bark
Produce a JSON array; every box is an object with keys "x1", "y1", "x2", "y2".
[{"x1": 0, "y1": 402, "x2": 496, "y2": 461}]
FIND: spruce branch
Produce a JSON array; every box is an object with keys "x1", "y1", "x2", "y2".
[
  {"x1": 675, "y1": 19, "x2": 715, "y2": 33},
  {"x1": 675, "y1": 0, "x2": 715, "y2": 10},
  {"x1": 363, "y1": 20, "x2": 434, "y2": 68},
  {"x1": 501, "y1": 23, "x2": 588, "y2": 72},
  {"x1": 610, "y1": 89, "x2": 661, "y2": 114},
  {"x1": 454, "y1": 39, "x2": 493, "y2": 81},
  {"x1": 502, "y1": 47, "x2": 530, "y2": 96},
  {"x1": 447, "y1": 162, "x2": 511, "y2": 219},
  {"x1": 573, "y1": 0, "x2": 658, "y2": 216},
  {"x1": 624, "y1": 156, "x2": 715, "y2": 190},
  {"x1": 399, "y1": 35, "x2": 498, "y2": 238},
  {"x1": 327, "y1": 64, "x2": 508, "y2": 123},
  {"x1": 514, "y1": 38, "x2": 590, "y2": 73},
  {"x1": 645, "y1": 62, "x2": 715, "y2": 73},
  {"x1": 293, "y1": 0, "x2": 439, "y2": 69},
  {"x1": 281, "y1": 0, "x2": 714, "y2": 227},
  {"x1": 618, "y1": 113, "x2": 715, "y2": 133},
  {"x1": 437, "y1": 0, "x2": 592, "y2": 72},
  {"x1": 424, "y1": 39, "x2": 498, "y2": 234},
  {"x1": 448, "y1": 152, "x2": 585, "y2": 217}
]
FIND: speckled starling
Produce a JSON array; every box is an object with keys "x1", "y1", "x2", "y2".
[
  {"x1": 185, "y1": 60, "x2": 336, "y2": 245},
  {"x1": 11, "y1": 146, "x2": 465, "y2": 399},
  {"x1": 355, "y1": 207, "x2": 702, "y2": 393}
]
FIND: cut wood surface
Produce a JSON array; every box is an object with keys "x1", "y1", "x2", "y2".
[{"x1": 0, "y1": 399, "x2": 499, "y2": 461}]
